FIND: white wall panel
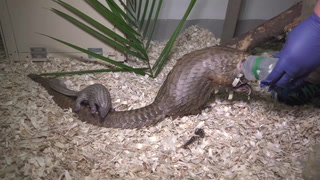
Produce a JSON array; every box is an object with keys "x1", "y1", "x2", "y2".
[{"x1": 0, "y1": 0, "x2": 125, "y2": 61}]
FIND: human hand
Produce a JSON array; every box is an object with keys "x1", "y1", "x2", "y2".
[{"x1": 261, "y1": 13, "x2": 320, "y2": 90}]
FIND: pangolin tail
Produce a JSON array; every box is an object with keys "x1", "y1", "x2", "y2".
[{"x1": 28, "y1": 74, "x2": 166, "y2": 129}]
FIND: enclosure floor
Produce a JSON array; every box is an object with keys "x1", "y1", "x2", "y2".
[{"x1": 0, "y1": 26, "x2": 318, "y2": 179}]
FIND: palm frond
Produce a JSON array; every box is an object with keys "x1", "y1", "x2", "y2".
[
  {"x1": 40, "y1": 0, "x2": 196, "y2": 78},
  {"x1": 153, "y1": 0, "x2": 197, "y2": 77},
  {"x1": 39, "y1": 33, "x2": 146, "y2": 75},
  {"x1": 144, "y1": 0, "x2": 163, "y2": 49}
]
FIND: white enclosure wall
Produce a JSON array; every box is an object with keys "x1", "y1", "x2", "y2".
[
  {"x1": 0, "y1": 0, "x2": 125, "y2": 61},
  {"x1": 152, "y1": 0, "x2": 301, "y2": 40},
  {"x1": 0, "y1": 0, "x2": 302, "y2": 61}
]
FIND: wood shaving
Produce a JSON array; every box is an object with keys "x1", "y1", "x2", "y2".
[{"x1": 0, "y1": 25, "x2": 318, "y2": 179}]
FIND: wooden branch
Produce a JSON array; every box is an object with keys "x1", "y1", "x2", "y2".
[{"x1": 223, "y1": 2, "x2": 302, "y2": 52}]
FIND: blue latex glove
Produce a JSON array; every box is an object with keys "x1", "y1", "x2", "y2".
[{"x1": 261, "y1": 13, "x2": 320, "y2": 90}]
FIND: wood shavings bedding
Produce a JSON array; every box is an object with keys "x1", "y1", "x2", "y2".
[{"x1": 0, "y1": 25, "x2": 319, "y2": 179}]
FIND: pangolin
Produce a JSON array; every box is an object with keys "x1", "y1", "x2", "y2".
[{"x1": 28, "y1": 46, "x2": 251, "y2": 129}]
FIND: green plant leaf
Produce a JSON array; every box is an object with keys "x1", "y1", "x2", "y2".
[
  {"x1": 139, "y1": 0, "x2": 149, "y2": 29},
  {"x1": 105, "y1": 0, "x2": 137, "y2": 28},
  {"x1": 39, "y1": 67, "x2": 148, "y2": 77},
  {"x1": 46, "y1": 0, "x2": 196, "y2": 78},
  {"x1": 55, "y1": 0, "x2": 143, "y2": 52},
  {"x1": 137, "y1": 0, "x2": 142, "y2": 22},
  {"x1": 39, "y1": 33, "x2": 147, "y2": 76},
  {"x1": 145, "y1": 0, "x2": 163, "y2": 49},
  {"x1": 86, "y1": 0, "x2": 139, "y2": 36},
  {"x1": 105, "y1": 0, "x2": 124, "y2": 20},
  {"x1": 153, "y1": 0, "x2": 197, "y2": 77},
  {"x1": 118, "y1": 0, "x2": 137, "y2": 22},
  {"x1": 85, "y1": 0, "x2": 149, "y2": 59},
  {"x1": 51, "y1": 8, "x2": 147, "y2": 60},
  {"x1": 103, "y1": 0, "x2": 149, "y2": 59},
  {"x1": 128, "y1": 0, "x2": 136, "y2": 12},
  {"x1": 142, "y1": 0, "x2": 156, "y2": 39}
]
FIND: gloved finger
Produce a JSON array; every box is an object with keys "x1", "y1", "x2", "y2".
[
  {"x1": 260, "y1": 80, "x2": 272, "y2": 88},
  {"x1": 270, "y1": 73, "x2": 294, "y2": 90},
  {"x1": 292, "y1": 74, "x2": 309, "y2": 87},
  {"x1": 260, "y1": 64, "x2": 286, "y2": 88},
  {"x1": 273, "y1": 52, "x2": 282, "y2": 58}
]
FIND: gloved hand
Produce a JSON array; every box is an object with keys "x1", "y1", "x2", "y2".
[{"x1": 261, "y1": 13, "x2": 320, "y2": 90}]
